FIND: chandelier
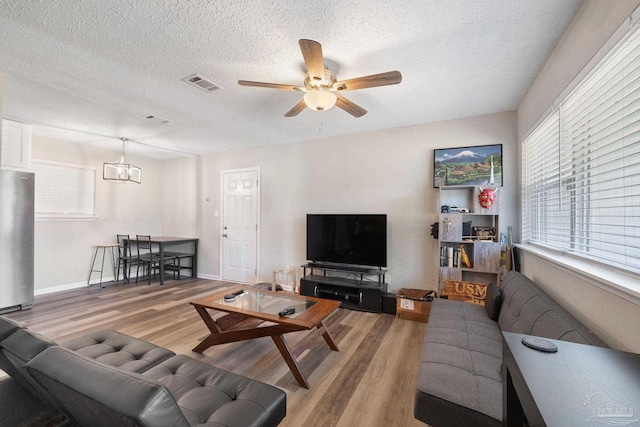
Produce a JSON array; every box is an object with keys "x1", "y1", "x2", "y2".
[{"x1": 103, "y1": 138, "x2": 141, "y2": 184}]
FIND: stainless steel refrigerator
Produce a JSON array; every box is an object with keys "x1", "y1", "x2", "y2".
[{"x1": 0, "y1": 170, "x2": 34, "y2": 313}]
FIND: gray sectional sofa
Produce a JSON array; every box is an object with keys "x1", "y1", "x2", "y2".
[
  {"x1": 414, "y1": 270, "x2": 606, "y2": 427},
  {"x1": 0, "y1": 316, "x2": 286, "y2": 427}
]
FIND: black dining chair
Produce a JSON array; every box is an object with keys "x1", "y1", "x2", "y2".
[
  {"x1": 136, "y1": 235, "x2": 177, "y2": 285},
  {"x1": 162, "y1": 250, "x2": 196, "y2": 280},
  {"x1": 115, "y1": 234, "x2": 131, "y2": 282}
]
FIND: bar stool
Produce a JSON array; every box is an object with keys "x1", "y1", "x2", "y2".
[{"x1": 87, "y1": 244, "x2": 119, "y2": 288}]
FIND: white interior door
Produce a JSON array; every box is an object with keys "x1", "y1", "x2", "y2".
[{"x1": 221, "y1": 168, "x2": 259, "y2": 283}]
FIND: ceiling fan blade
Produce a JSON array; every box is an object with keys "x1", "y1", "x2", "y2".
[
  {"x1": 334, "y1": 71, "x2": 402, "y2": 91},
  {"x1": 299, "y1": 39, "x2": 325, "y2": 82},
  {"x1": 284, "y1": 99, "x2": 307, "y2": 117},
  {"x1": 238, "y1": 80, "x2": 304, "y2": 91},
  {"x1": 335, "y1": 94, "x2": 367, "y2": 117}
]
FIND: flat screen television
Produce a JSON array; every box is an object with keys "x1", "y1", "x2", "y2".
[{"x1": 306, "y1": 214, "x2": 387, "y2": 268}]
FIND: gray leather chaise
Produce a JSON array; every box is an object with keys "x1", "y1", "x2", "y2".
[
  {"x1": 0, "y1": 316, "x2": 286, "y2": 427},
  {"x1": 414, "y1": 270, "x2": 606, "y2": 427}
]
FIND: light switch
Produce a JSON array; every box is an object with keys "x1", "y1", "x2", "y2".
[{"x1": 213, "y1": 210, "x2": 219, "y2": 217}]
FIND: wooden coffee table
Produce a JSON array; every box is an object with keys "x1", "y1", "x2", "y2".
[{"x1": 191, "y1": 286, "x2": 341, "y2": 388}]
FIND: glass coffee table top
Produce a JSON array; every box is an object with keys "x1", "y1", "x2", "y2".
[{"x1": 214, "y1": 289, "x2": 316, "y2": 319}]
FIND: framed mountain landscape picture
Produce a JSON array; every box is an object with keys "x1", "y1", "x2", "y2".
[{"x1": 433, "y1": 144, "x2": 503, "y2": 187}]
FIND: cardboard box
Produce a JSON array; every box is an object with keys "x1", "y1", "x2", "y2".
[{"x1": 395, "y1": 288, "x2": 436, "y2": 323}]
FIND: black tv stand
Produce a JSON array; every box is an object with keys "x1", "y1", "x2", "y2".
[
  {"x1": 303, "y1": 263, "x2": 387, "y2": 282},
  {"x1": 300, "y1": 263, "x2": 387, "y2": 313},
  {"x1": 306, "y1": 262, "x2": 383, "y2": 275}
]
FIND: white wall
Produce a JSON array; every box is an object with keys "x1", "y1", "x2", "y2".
[
  {"x1": 0, "y1": 72, "x2": 3, "y2": 160},
  {"x1": 160, "y1": 156, "x2": 199, "y2": 238},
  {"x1": 31, "y1": 135, "x2": 165, "y2": 292},
  {"x1": 197, "y1": 110, "x2": 518, "y2": 292},
  {"x1": 521, "y1": 252, "x2": 640, "y2": 352},
  {"x1": 517, "y1": 0, "x2": 640, "y2": 352}
]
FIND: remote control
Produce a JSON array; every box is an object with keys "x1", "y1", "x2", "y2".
[
  {"x1": 232, "y1": 290, "x2": 246, "y2": 296},
  {"x1": 278, "y1": 308, "x2": 295, "y2": 317}
]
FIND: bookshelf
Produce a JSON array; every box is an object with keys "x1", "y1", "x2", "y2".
[{"x1": 437, "y1": 186, "x2": 501, "y2": 295}]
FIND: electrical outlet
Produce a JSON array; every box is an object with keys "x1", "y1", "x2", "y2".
[{"x1": 386, "y1": 274, "x2": 391, "y2": 285}]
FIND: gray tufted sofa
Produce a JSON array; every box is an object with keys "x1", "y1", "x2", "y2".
[
  {"x1": 414, "y1": 271, "x2": 606, "y2": 427},
  {"x1": 0, "y1": 316, "x2": 286, "y2": 426}
]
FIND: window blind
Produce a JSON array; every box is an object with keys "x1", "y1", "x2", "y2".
[
  {"x1": 523, "y1": 23, "x2": 640, "y2": 274},
  {"x1": 32, "y1": 159, "x2": 96, "y2": 218},
  {"x1": 523, "y1": 112, "x2": 560, "y2": 245}
]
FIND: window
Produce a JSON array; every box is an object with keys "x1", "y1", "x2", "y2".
[
  {"x1": 523, "y1": 23, "x2": 640, "y2": 275},
  {"x1": 32, "y1": 159, "x2": 96, "y2": 221}
]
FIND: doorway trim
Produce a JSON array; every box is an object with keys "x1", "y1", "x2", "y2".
[{"x1": 219, "y1": 166, "x2": 261, "y2": 283}]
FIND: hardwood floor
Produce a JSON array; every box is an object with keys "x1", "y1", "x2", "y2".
[{"x1": 3, "y1": 278, "x2": 427, "y2": 426}]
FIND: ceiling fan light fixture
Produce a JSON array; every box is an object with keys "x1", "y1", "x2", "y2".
[
  {"x1": 238, "y1": 39, "x2": 400, "y2": 117},
  {"x1": 304, "y1": 89, "x2": 337, "y2": 112}
]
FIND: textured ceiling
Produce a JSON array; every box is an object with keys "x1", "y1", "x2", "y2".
[{"x1": 0, "y1": 0, "x2": 583, "y2": 159}]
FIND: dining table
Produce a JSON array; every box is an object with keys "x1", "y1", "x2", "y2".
[{"x1": 125, "y1": 236, "x2": 198, "y2": 285}]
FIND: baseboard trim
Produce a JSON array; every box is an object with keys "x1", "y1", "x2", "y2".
[
  {"x1": 197, "y1": 273, "x2": 220, "y2": 280},
  {"x1": 35, "y1": 274, "x2": 220, "y2": 296},
  {"x1": 34, "y1": 280, "x2": 89, "y2": 296}
]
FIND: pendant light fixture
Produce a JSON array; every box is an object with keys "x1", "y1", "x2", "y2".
[{"x1": 103, "y1": 138, "x2": 141, "y2": 184}]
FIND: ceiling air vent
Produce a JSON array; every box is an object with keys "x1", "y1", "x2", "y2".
[
  {"x1": 142, "y1": 114, "x2": 170, "y2": 124},
  {"x1": 182, "y1": 74, "x2": 223, "y2": 92}
]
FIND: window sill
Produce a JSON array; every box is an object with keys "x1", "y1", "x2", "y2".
[
  {"x1": 36, "y1": 215, "x2": 98, "y2": 222},
  {"x1": 516, "y1": 244, "x2": 640, "y2": 306}
]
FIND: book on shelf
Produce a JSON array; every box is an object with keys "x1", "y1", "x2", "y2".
[{"x1": 441, "y1": 246, "x2": 464, "y2": 268}]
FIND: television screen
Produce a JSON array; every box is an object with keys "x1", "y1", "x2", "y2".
[{"x1": 306, "y1": 214, "x2": 387, "y2": 267}]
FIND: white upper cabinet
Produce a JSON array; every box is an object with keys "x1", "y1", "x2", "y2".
[{"x1": 1, "y1": 119, "x2": 32, "y2": 171}]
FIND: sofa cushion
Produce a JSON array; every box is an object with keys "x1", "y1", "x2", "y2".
[
  {"x1": 498, "y1": 271, "x2": 606, "y2": 346},
  {"x1": 0, "y1": 328, "x2": 58, "y2": 399},
  {"x1": 0, "y1": 315, "x2": 25, "y2": 341},
  {"x1": 1, "y1": 329, "x2": 58, "y2": 364},
  {"x1": 26, "y1": 346, "x2": 191, "y2": 427},
  {"x1": 0, "y1": 314, "x2": 28, "y2": 380},
  {"x1": 62, "y1": 330, "x2": 175, "y2": 373},
  {"x1": 484, "y1": 282, "x2": 502, "y2": 320},
  {"x1": 415, "y1": 299, "x2": 502, "y2": 427},
  {"x1": 142, "y1": 354, "x2": 286, "y2": 427}
]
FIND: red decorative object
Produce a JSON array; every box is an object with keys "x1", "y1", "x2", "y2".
[{"x1": 478, "y1": 187, "x2": 498, "y2": 209}]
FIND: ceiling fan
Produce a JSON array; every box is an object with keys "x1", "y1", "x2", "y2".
[{"x1": 238, "y1": 39, "x2": 402, "y2": 118}]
